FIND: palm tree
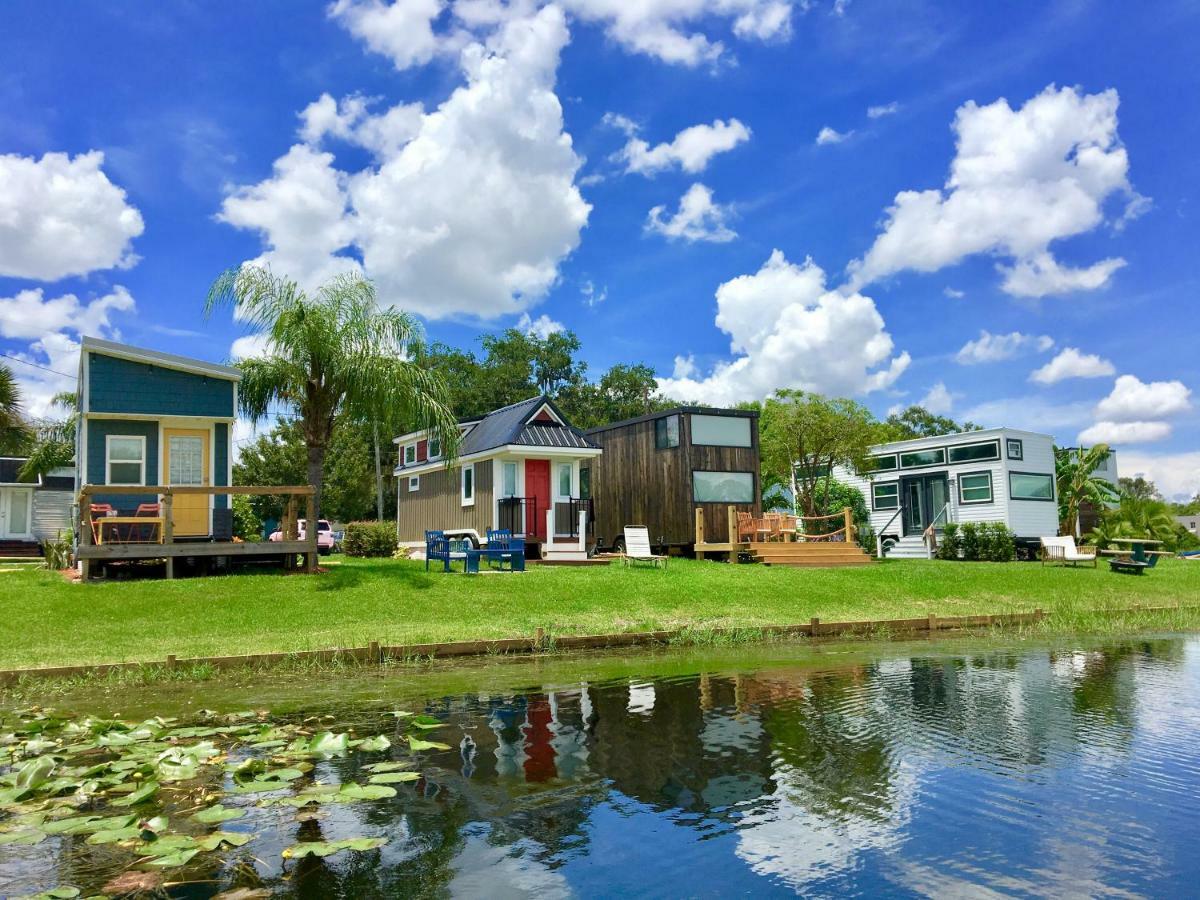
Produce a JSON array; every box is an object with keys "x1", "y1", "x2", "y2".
[
  {"x1": 206, "y1": 267, "x2": 460, "y2": 522},
  {"x1": 1055, "y1": 444, "x2": 1118, "y2": 536},
  {"x1": 0, "y1": 364, "x2": 30, "y2": 455},
  {"x1": 19, "y1": 392, "x2": 77, "y2": 481}
]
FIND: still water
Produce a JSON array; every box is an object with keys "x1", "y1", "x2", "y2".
[{"x1": 3, "y1": 634, "x2": 1200, "y2": 898}]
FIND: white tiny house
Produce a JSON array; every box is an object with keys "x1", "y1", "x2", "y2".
[{"x1": 835, "y1": 428, "x2": 1060, "y2": 558}]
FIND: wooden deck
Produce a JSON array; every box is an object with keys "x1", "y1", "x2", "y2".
[
  {"x1": 77, "y1": 484, "x2": 318, "y2": 579},
  {"x1": 747, "y1": 541, "x2": 873, "y2": 568}
]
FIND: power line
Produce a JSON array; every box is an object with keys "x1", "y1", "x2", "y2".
[{"x1": 0, "y1": 351, "x2": 76, "y2": 380}]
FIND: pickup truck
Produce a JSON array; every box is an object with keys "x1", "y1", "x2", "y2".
[{"x1": 268, "y1": 518, "x2": 336, "y2": 555}]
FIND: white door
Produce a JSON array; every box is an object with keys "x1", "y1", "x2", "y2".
[{"x1": 1, "y1": 488, "x2": 33, "y2": 540}]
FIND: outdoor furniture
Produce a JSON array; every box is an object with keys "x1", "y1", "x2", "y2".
[
  {"x1": 425, "y1": 530, "x2": 456, "y2": 573},
  {"x1": 89, "y1": 503, "x2": 115, "y2": 544},
  {"x1": 736, "y1": 511, "x2": 757, "y2": 543},
  {"x1": 1102, "y1": 537, "x2": 1165, "y2": 575},
  {"x1": 622, "y1": 526, "x2": 667, "y2": 568},
  {"x1": 132, "y1": 502, "x2": 162, "y2": 543},
  {"x1": 1040, "y1": 536, "x2": 1097, "y2": 568},
  {"x1": 465, "y1": 546, "x2": 526, "y2": 574}
]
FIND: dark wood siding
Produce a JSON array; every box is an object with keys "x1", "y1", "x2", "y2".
[
  {"x1": 397, "y1": 460, "x2": 494, "y2": 542},
  {"x1": 587, "y1": 411, "x2": 760, "y2": 548}
]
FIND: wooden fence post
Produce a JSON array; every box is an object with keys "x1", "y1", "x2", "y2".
[
  {"x1": 810, "y1": 616, "x2": 820, "y2": 636},
  {"x1": 695, "y1": 507, "x2": 706, "y2": 560},
  {"x1": 162, "y1": 492, "x2": 175, "y2": 579},
  {"x1": 844, "y1": 506, "x2": 853, "y2": 543},
  {"x1": 727, "y1": 506, "x2": 738, "y2": 563}
]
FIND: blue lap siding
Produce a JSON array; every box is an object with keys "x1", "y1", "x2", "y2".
[
  {"x1": 86, "y1": 419, "x2": 159, "y2": 510},
  {"x1": 88, "y1": 353, "x2": 235, "y2": 418},
  {"x1": 214, "y1": 423, "x2": 229, "y2": 509}
]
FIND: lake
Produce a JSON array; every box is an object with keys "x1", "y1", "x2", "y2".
[{"x1": 2, "y1": 633, "x2": 1199, "y2": 898}]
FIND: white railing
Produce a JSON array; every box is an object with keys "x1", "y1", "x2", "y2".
[
  {"x1": 922, "y1": 502, "x2": 953, "y2": 559},
  {"x1": 877, "y1": 506, "x2": 904, "y2": 559}
]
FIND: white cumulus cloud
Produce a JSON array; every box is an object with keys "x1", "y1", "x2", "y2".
[
  {"x1": 1117, "y1": 451, "x2": 1200, "y2": 501},
  {"x1": 917, "y1": 381, "x2": 954, "y2": 415},
  {"x1": 0, "y1": 286, "x2": 135, "y2": 342},
  {"x1": 616, "y1": 118, "x2": 750, "y2": 175},
  {"x1": 327, "y1": 0, "x2": 448, "y2": 71},
  {"x1": 1029, "y1": 347, "x2": 1114, "y2": 384},
  {"x1": 847, "y1": 85, "x2": 1142, "y2": 298},
  {"x1": 658, "y1": 250, "x2": 910, "y2": 405},
  {"x1": 221, "y1": 6, "x2": 590, "y2": 320},
  {"x1": 1094, "y1": 374, "x2": 1191, "y2": 422},
  {"x1": 1078, "y1": 420, "x2": 1172, "y2": 445},
  {"x1": 298, "y1": 92, "x2": 425, "y2": 160},
  {"x1": 815, "y1": 125, "x2": 851, "y2": 145},
  {"x1": 0, "y1": 151, "x2": 144, "y2": 281},
  {"x1": 516, "y1": 311, "x2": 564, "y2": 337},
  {"x1": 955, "y1": 330, "x2": 1053, "y2": 364},
  {"x1": 867, "y1": 101, "x2": 899, "y2": 119},
  {"x1": 646, "y1": 183, "x2": 736, "y2": 243}
]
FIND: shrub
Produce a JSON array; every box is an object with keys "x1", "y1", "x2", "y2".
[
  {"x1": 42, "y1": 532, "x2": 73, "y2": 570},
  {"x1": 342, "y1": 521, "x2": 396, "y2": 558},
  {"x1": 985, "y1": 522, "x2": 1016, "y2": 561},
  {"x1": 856, "y1": 523, "x2": 877, "y2": 556},
  {"x1": 232, "y1": 494, "x2": 262, "y2": 541},
  {"x1": 937, "y1": 522, "x2": 960, "y2": 560},
  {"x1": 958, "y1": 522, "x2": 979, "y2": 561}
]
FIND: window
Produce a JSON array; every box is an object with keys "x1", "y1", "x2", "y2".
[
  {"x1": 691, "y1": 414, "x2": 752, "y2": 447},
  {"x1": 579, "y1": 466, "x2": 591, "y2": 500},
  {"x1": 958, "y1": 472, "x2": 993, "y2": 504},
  {"x1": 408, "y1": 475, "x2": 420, "y2": 492},
  {"x1": 900, "y1": 447, "x2": 946, "y2": 468},
  {"x1": 1010, "y1": 471, "x2": 1054, "y2": 501},
  {"x1": 106, "y1": 435, "x2": 146, "y2": 485},
  {"x1": 948, "y1": 440, "x2": 1000, "y2": 464},
  {"x1": 655, "y1": 415, "x2": 680, "y2": 449},
  {"x1": 871, "y1": 454, "x2": 899, "y2": 472},
  {"x1": 872, "y1": 482, "x2": 899, "y2": 510},
  {"x1": 557, "y1": 462, "x2": 572, "y2": 498},
  {"x1": 692, "y1": 471, "x2": 755, "y2": 503},
  {"x1": 1006, "y1": 439, "x2": 1023, "y2": 461},
  {"x1": 501, "y1": 461, "x2": 517, "y2": 497},
  {"x1": 461, "y1": 464, "x2": 475, "y2": 506},
  {"x1": 428, "y1": 436, "x2": 441, "y2": 459},
  {"x1": 404, "y1": 444, "x2": 416, "y2": 466}
]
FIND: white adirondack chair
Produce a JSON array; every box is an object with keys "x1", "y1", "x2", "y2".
[
  {"x1": 1040, "y1": 536, "x2": 1097, "y2": 568},
  {"x1": 622, "y1": 526, "x2": 667, "y2": 568}
]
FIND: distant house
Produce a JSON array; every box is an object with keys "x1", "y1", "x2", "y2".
[
  {"x1": 837, "y1": 428, "x2": 1059, "y2": 558},
  {"x1": 0, "y1": 459, "x2": 73, "y2": 554},
  {"x1": 584, "y1": 407, "x2": 761, "y2": 553},
  {"x1": 76, "y1": 337, "x2": 240, "y2": 541},
  {"x1": 1060, "y1": 446, "x2": 1120, "y2": 533},
  {"x1": 1178, "y1": 515, "x2": 1200, "y2": 538},
  {"x1": 394, "y1": 396, "x2": 602, "y2": 556}
]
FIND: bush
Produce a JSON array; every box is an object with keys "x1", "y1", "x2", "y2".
[
  {"x1": 232, "y1": 494, "x2": 262, "y2": 541},
  {"x1": 940, "y1": 521, "x2": 1015, "y2": 561},
  {"x1": 342, "y1": 521, "x2": 396, "y2": 558},
  {"x1": 42, "y1": 532, "x2": 73, "y2": 570}
]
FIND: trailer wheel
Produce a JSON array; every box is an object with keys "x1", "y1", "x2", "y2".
[{"x1": 611, "y1": 536, "x2": 626, "y2": 555}]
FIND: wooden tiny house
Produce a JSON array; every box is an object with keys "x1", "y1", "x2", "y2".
[{"x1": 584, "y1": 407, "x2": 761, "y2": 554}]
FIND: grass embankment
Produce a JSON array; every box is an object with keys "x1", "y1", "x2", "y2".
[{"x1": 2, "y1": 556, "x2": 1199, "y2": 670}]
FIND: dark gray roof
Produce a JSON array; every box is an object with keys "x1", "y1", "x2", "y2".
[
  {"x1": 459, "y1": 396, "x2": 598, "y2": 456},
  {"x1": 0, "y1": 458, "x2": 23, "y2": 484},
  {"x1": 42, "y1": 475, "x2": 75, "y2": 492}
]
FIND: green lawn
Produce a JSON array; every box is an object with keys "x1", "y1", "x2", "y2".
[{"x1": 3, "y1": 555, "x2": 1200, "y2": 670}]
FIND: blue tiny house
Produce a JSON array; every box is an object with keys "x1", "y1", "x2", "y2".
[{"x1": 76, "y1": 337, "x2": 241, "y2": 540}]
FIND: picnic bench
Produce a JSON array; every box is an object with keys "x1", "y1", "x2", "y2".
[
  {"x1": 465, "y1": 530, "x2": 526, "y2": 574},
  {"x1": 1099, "y1": 538, "x2": 1170, "y2": 575}
]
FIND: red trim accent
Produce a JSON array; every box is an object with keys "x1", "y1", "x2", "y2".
[{"x1": 417, "y1": 440, "x2": 428, "y2": 462}]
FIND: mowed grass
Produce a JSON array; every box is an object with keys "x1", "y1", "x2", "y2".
[{"x1": 2, "y1": 556, "x2": 1200, "y2": 669}]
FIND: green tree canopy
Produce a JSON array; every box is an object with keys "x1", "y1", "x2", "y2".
[
  {"x1": 759, "y1": 390, "x2": 877, "y2": 517},
  {"x1": 0, "y1": 364, "x2": 30, "y2": 456},
  {"x1": 1118, "y1": 475, "x2": 1162, "y2": 502},
  {"x1": 206, "y1": 268, "x2": 459, "y2": 521},
  {"x1": 879, "y1": 405, "x2": 979, "y2": 441},
  {"x1": 1055, "y1": 444, "x2": 1119, "y2": 536}
]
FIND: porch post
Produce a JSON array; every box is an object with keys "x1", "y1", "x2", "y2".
[
  {"x1": 695, "y1": 507, "x2": 705, "y2": 560},
  {"x1": 162, "y1": 491, "x2": 175, "y2": 579},
  {"x1": 727, "y1": 506, "x2": 738, "y2": 564}
]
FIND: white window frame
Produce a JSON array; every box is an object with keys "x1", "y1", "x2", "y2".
[
  {"x1": 1006, "y1": 438, "x2": 1024, "y2": 461},
  {"x1": 690, "y1": 414, "x2": 752, "y2": 448},
  {"x1": 408, "y1": 475, "x2": 420, "y2": 492},
  {"x1": 461, "y1": 464, "x2": 475, "y2": 507},
  {"x1": 501, "y1": 461, "x2": 518, "y2": 498},
  {"x1": 555, "y1": 462, "x2": 573, "y2": 500},
  {"x1": 957, "y1": 471, "x2": 993, "y2": 505},
  {"x1": 404, "y1": 443, "x2": 417, "y2": 466},
  {"x1": 105, "y1": 434, "x2": 147, "y2": 486},
  {"x1": 872, "y1": 481, "x2": 899, "y2": 510}
]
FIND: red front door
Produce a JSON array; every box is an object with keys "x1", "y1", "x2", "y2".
[{"x1": 525, "y1": 459, "x2": 550, "y2": 540}]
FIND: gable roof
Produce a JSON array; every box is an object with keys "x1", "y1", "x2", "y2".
[
  {"x1": 458, "y1": 395, "x2": 598, "y2": 456},
  {"x1": 81, "y1": 336, "x2": 241, "y2": 381}
]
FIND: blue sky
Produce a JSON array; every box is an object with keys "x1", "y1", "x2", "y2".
[{"x1": 1, "y1": 1, "x2": 1197, "y2": 496}]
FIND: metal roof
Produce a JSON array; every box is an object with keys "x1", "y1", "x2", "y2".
[
  {"x1": 584, "y1": 405, "x2": 757, "y2": 435},
  {"x1": 456, "y1": 395, "x2": 599, "y2": 456},
  {"x1": 81, "y1": 336, "x2": 241, "y2": 381}
]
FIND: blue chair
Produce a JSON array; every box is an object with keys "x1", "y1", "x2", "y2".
[{"x1": 425, "y1": 530, "x2": 452, "y2": 573}]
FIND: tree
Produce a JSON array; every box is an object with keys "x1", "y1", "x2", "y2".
[
  {"x1": 879, "y1": 405, "x2": 979, "y2": 441},
  {"x1": 206, "y1": 268, "x2": 459, "y2": 522},
  {"x1": 18, "y1": 392, "x2": 77, "y2": 481},
  {"x1": 1118, "y1": 475, "x2": 1162, "y2": 502},
  {"x1": 0, "y1": 365, "x2": 30, "y2": 456},
  {"x1": 1055, "y1": 444, "x2": 1119, "y2": 536},
  {"x1": 759, "y1": 390, "x2": 878, "y2": 517},
  {"x1": 557, "y1": 363, "x2": 675, "y2": 430}
]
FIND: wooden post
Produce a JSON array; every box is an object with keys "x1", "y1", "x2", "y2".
[
  {"x1": 727, "y1": 506, "x2": 738, "y2": 564},
  {"x1": 927, "y1": 613, "x2": 937, "y2": 632},
  {"x1": 810, "y1": 616, "x2": 820, "y2": 636},
  {"x1": 535, "y1": 627, "x2": 545, "y2": 650},
  {"x1": 78, "y1": 490, "x2": 93, "y2": 580},
  {"x1": 369, "y1": 641, "x2": 380, "y2": 665},
  {"x1": 162, "y1": 492, "x2": 175, "y2": 579},
  {"x1": 844, "y1": 506, "x2": 853, "y2": 544},
  {"x1": 694, "y1": 507, "x2": 705, "y2": 560},
  {"x1": 305, "y1": 493, "x2": 318, "y2": 574}
]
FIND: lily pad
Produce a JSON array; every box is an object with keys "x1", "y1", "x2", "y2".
[
  {"x1": 193, "y1": 804, "x2": 245, "y2": 824},
  {"x1": 368, "y1": 772, "x2": 420, "y2": 784},
  {"x1": 281, "y1": 836, "x2": 387, "y2": 858},
  {"x1": 337, "y1": 783, "x2": 397, "y2": 801},
  {"x1": 407, "y1": 737, "x2": 452, "y2": 752},
  {"x1": 142, "y1": 847, "x2": 200, "y2": 867},
  {"x1": 112, "y1": 780, "x2": 159, "y2": 806},
  {"x1": 407, "y1": 715, "x2": 445, "y2": 731},
  {"x1": 0, "y1": 829, "x2": 46, "y2": 845},
  {"x1": 198, "y1": 831, "x2": 253, "y2": 850},
  {"x1": 354, "y1": 735, "x2": 391, "y2": 752},
  {"x1": 364, "y1": 761, "x2": 414, "y2": 773}
]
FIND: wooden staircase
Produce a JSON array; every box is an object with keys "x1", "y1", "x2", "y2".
[
  {"x1": 748, "y1": 541, "x2": 872, "y2": 568},
  {"x1": 0, "y1": 540, "x2": 40, "y2": 559}
]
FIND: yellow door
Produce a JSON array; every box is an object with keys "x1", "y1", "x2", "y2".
[{"x1": 164, "y1": 428, "x2": 210, "y2": 537}]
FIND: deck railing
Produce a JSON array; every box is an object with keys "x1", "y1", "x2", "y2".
[{"x1": 76, "y1": 484, "x2": 317, "y2": 578}]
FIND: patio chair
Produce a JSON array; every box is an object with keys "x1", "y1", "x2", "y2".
[
  {"x1": 736, "y1": 511, "x2": 757, "y2": 543},
  {"x1": 622, "y1": 526, "x2": 667, "y2": 569},
  {"x1": 1040, "y1": 536, "x2": 1097, "y2": 568},
  {"x1": 89, "y1": 503, "x2": 114, "y2": 544},
  {"x1": 425, "y1": 530, "x2": 453, "y2": 573},
  {"x1": 132, "y1": 502, "x2": 161, "y2": 543}
]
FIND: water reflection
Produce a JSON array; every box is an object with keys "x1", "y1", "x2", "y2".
[{"x1": 5, "y1": 636, "x2": 1200, "y2": 897}]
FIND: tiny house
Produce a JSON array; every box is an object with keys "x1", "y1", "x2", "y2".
[
  {"x1": 0, "y1": 460, "x2": 72, "y2": 553},
  {"x1": 394, "y1": 395, "x2": 602, "y2": 558},
  {"x1": 76, "y1": 337, "x2": 240, "y2": 541},
  {"x1": 837, "y1": 428, "x2": 1059, "y2": 557},
  {"x1": 584, "y1": 407, "x2": 761, "y2": 553}
]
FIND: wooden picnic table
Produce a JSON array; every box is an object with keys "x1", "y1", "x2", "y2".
[
  {"x1": 1103, "y1": 538, "x2": 1167, "y2": 574},
  {"x1": 94, "y1": 515, "x2": 164, "y2": 545}
]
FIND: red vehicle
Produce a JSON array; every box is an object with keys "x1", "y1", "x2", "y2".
[{"x1": 269, "y1": 518, "x2": 336, "y2": 555}]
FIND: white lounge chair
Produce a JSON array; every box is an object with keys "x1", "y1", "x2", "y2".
[
  {"x1": 1040, "y1": 536, "x2": 1097, "y2": 568},
  {"x1": 622, "y1": 526, "x2": 667, "y2": 569}
]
